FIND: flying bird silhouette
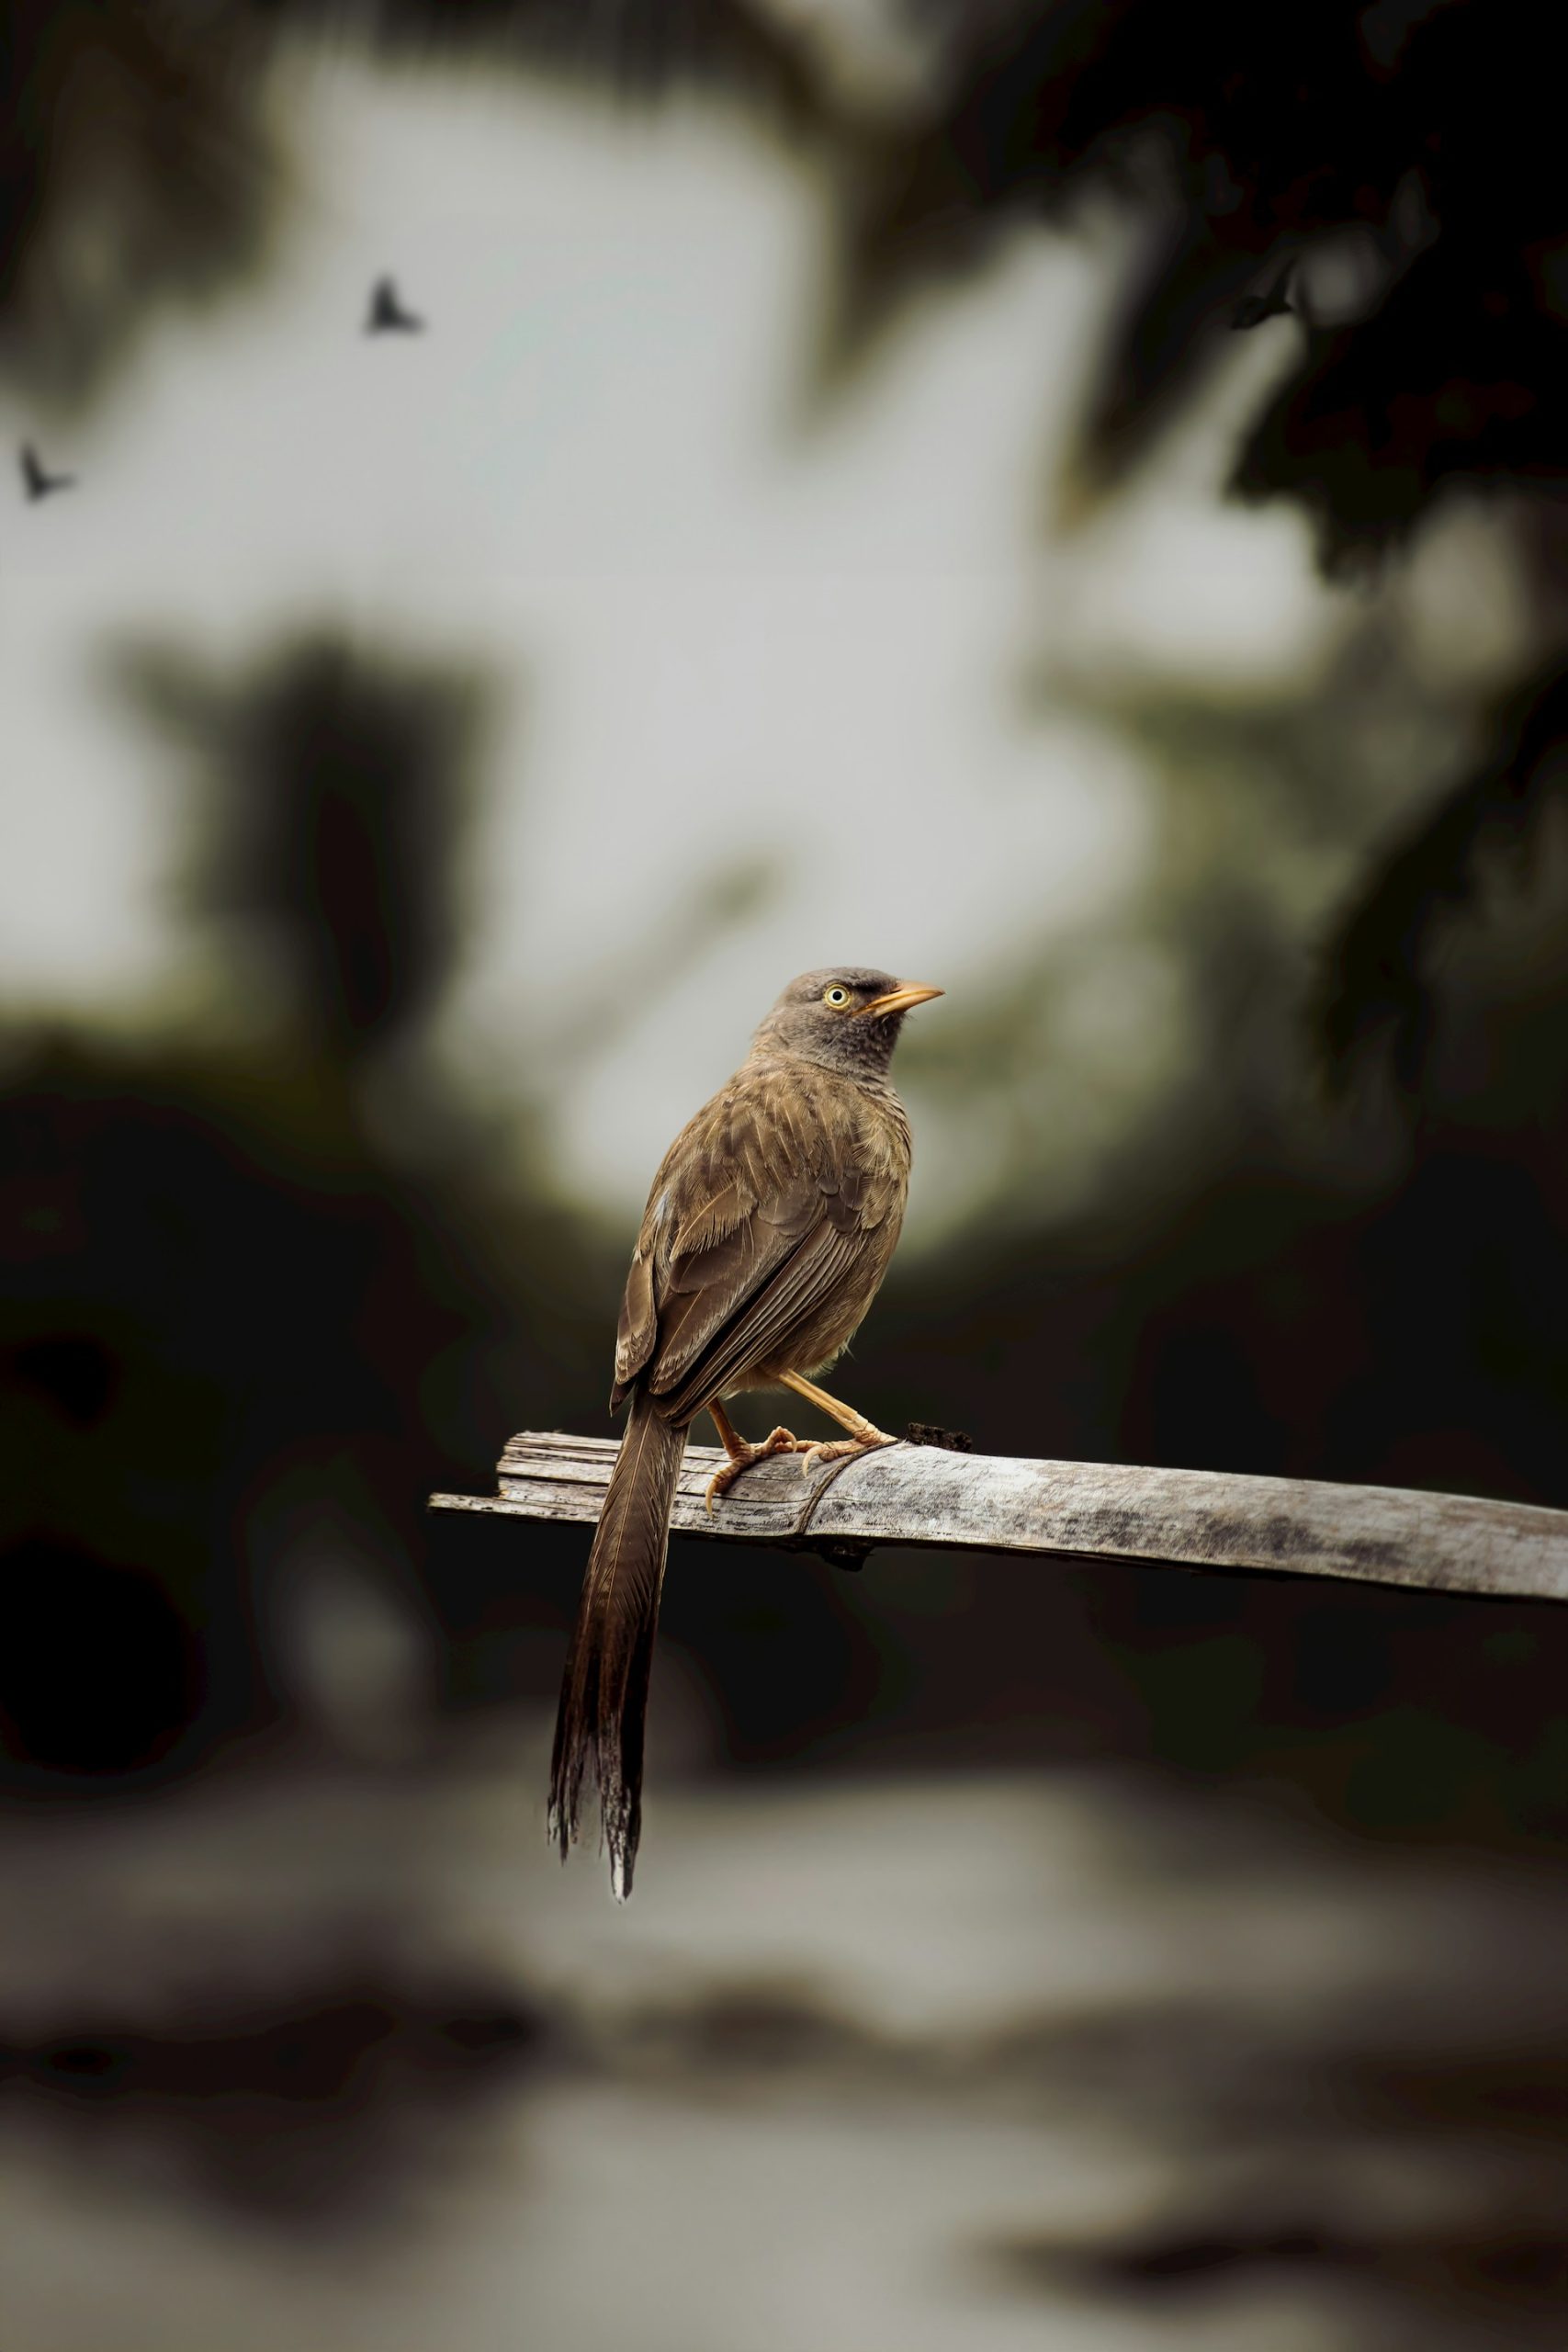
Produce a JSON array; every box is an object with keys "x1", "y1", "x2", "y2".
[
  {"x1": 1232, "y1": 258, "x2": 1298, "y2": 331},
  {"x1": 19, "y1": 444, "x2": 76, "y2": 502},
  {"x1": 365, "y1": 276, "x2": 424, "y2": 334}
]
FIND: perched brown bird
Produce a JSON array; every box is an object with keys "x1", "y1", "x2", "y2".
[{"x1": 548, "y1": 967, "x2": 942, "y2": 1896}]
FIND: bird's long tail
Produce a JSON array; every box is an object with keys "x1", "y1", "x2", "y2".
[{"x1": 547, "y1": 1390, "x2": 687, "y2": 1898}]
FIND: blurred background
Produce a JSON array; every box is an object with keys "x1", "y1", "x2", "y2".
[{"x1": 5, "y1": 5, "x2": 1568, "y2": 2346}]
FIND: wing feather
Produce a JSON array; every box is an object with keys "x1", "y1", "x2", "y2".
[
  {"x1": 652, "y1": 1219, "x2": 864, "y2": 1422},
  {"x1": 608, "y1": 1057, "x2": 907, "y2": 1423}
]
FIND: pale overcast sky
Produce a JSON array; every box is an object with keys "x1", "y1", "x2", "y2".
[{"x1": 0, "y1": 51, "x2": 1337, "y2": 1216}]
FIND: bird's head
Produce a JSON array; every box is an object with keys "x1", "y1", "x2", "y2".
[{"x1": 753, "y1": 967, "x2": 943, "y2": 1077}]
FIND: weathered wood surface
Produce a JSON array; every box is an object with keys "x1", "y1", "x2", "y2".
[{"x1": 429, "y1": 1431, "x2": 1568, "y2": 1604}]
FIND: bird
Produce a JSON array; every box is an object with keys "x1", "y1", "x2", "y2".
[
  {"x1": 19, "y1": 444, "x2": 75, "y2": 502},
  {"x1": 1231, "y1": 257, "x2": 1298, "y2": 331},
  {"x1": 548, "y1": 967, "x2": 943, "y2": 1898},
  {"x1": 364, "y1": 276, "x2": 424, "y2": 334}
]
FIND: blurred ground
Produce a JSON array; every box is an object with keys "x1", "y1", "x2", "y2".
[{"x1": 6, "y1": 1721, "x2": 1567, "y2": 2352}]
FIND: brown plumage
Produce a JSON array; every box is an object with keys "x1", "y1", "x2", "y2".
[{"x1": 547, "y1": 966, "x2": 942, "y2": 1896}]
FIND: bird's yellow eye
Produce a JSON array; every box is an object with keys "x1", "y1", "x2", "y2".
[{"x1": 823, "y1": 985, "x2": 852, "y2": 1007}]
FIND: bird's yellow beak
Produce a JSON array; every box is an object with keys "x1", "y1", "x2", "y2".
[{"x1": 859, "y1": 981, "x2": 944, "y2": 1018}]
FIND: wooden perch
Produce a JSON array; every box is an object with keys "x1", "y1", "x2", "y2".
[{"x1": 430, "y1": 1431, "x2": 1568, "y2": 1605}]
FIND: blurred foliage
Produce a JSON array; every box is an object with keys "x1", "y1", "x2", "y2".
[
  {"x1": 832, "y1": 2, "x2": 1568, "y2": 546},
  {"x1": 10, "y1": 4, "x2": 1568, "y2": 1073},
  {"x1": 0, "y1": 1, "x2": 810, "y2": 417},
  {"x1": 0, "y1": 2, "x2": 283, "y2": 413},
  {"x1": 116, "y1": 630, "x2": 492, "y2": 1053},
  {"x1": 812, "y1": 0, "x2": 1568, "y2": 1081},
  {"x1": 908, "y1": 614, "x2": 1463, "y2": 1243},
  {"x1": 257, "y1": 0, "x2": 822, "y2": 113},
  {"x1": 1320, "y1": 651, "x2": 1568, "y2": 1081},
  {"x1": 24, "y1": 1, "x2": 1568, "y2": 557}
]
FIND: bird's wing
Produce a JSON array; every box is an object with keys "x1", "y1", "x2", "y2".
[
  {"x1": 653, "y1": 1220, "x2": 870, "y2": 1423},
  {"x1": 611, "y1": 1063, "x2": 905, "y2": 1419},
  {"x1": 20, "y1": 446, "x2": 39, "y2": 488}
]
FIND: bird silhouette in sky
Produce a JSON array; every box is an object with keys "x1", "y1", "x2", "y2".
[
  {"x1": 1232, "y1": 257, "x2": 1298, "y2": 330},
  {"x1": 365, "y1": 276, "x2": 424, "y2": 334},
  {"x1": 19, "y1": 443, "x2": 76, "y2": 501}
]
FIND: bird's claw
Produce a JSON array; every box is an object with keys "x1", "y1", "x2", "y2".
[
  {"x1": 796, "y1": 1429, "x2": 898, "y2": 1477},
  {"x1": 705, "y1": 1426, "x2": 806, "y2": 1513}
]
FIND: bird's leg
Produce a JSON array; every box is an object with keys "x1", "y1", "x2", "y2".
[
  {"x1": 775, "y1": 1371, "x2": 900, "y2": 1476},
  {"x1": 703, "y1": 1399, "x2": 807, "y2": 1513}
]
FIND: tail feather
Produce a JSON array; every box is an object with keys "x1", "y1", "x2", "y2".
[{"x1": 547, "y1": 1392, "x2": 686, "y2": 1898}]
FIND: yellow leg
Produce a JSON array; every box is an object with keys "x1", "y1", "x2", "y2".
[
  {"x1": 703, "y1": 1398, "x2": 807, "y2": 1512},
  {"x1": 775, "y1": 1371, "x2": 899, "y2": 1474}
]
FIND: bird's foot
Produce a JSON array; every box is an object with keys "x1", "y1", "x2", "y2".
[
  {"x1": 796, "y1": 1427, "x2": 898, "y2": 1476},
  {"x1": 705, "y1": 1426, "x2": 806, "y2": 1513}
]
